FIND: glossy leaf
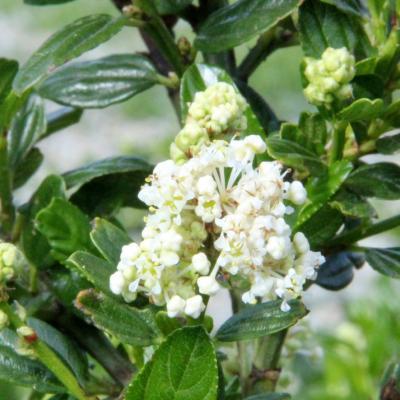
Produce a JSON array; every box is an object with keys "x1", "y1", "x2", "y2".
[
  {"x1": 28, "y1": 317, "x2": 88, "y2": 386},
  {"x1": 13, "y1": 147, "x2": 43, "y2": 189},
  {"x1": 24, "y1": 0, "x2": 76, "y2": 4},
  {"x1": 320, "y1": 0, "x2": 368, "y2": 17},
  {"x1": 125, "y1": 327, "x2": 218, "y2": 400},
  {"x1": 216, "y1": 300, "x2": 307, "y2": 342},
  {"x1": 13, "y1": 14, "x2": 126, "y2": 94},
  {"x1": 266, "y1": 137, "x2": 325, "y2": 175},
  {"x1": 0, "y1": 58, "x2": 18, "y2": 104},
  {"x1": 345, "y1": 162, "x2": 400, "y2": 200},
  {"x1": 180, "y1": 64, "x2": 264, "y2": 135},
  {"x1": 21, "y1": 175, "x2": 66, "y2": 268},
  {"x1": 316, "y1": 251, "x2": 365, "y2": 290},
  {"x1": 0, "y1": 343, "x2": 64, "y2": 393},
  {"x1": 330, "y1": 188, "x2": 376, "y2": 219},
  {"x1": 76, "y1": 289, "x2": 159, "y2": 346},
  {"x1": 39, "y1": 54, "x2": 158, "y2": 108},
  {"x1": 8, "y1": 94, "x2": 46, "y2": 169},
  {"x1": 68, "y1": 251, "x2": 116, "y2": 296},
  {"x1": 376, "y1": 132, "x2": 400, "y2": 155},
  {"x1": 35, "y1": 198, "x2": 92, "y2": 261},
  {"x1": 153, "y1": 0, "x2": 192, "y2": 15},
  {"x1": 196, "y1": 0, "x2": 301, "y2": 53},
  {"x1": 338, "y1": 98, "x2": 384, "y2": 121},
  {"x1": 299, "y1": 0, "x2": 358, "y2": 57},
  {"x1": 44, "y1": 107, "x2": 83, "y2": 139},
  {"x1": 365, "y1": 247, "x2": 400, "y2": 278},
  {"x1": 90, "y1": 218, "x2": 131, "y2": 265},
  {"x1": 295, "y1": 160, "x2": 353, "y2": 229},
  {"x1": 245, "y1": 394, "x2": 291, "y2": 400}
]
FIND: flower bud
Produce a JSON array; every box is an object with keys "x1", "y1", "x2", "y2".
[
  {"x1": 167, "y1": 295, "x2": 186, "y2": 318},
  {"x1": 288, "y1": 181, "x2": 307, "y2": 205},
  {"x1": 197, "y1": 276, "x2": 220, "y2": 296},
  {"x1": 184, "y1": 295, "x2": 205, "y2": 319},
  {"x1": 192, "y1": 252, "x2": 211, "y2": 275},
  {"x1": 110, "y1": 271, "x2": 125, "y2": 295},
  {"x1": 293, "y1": 232, "x2": 310, "y2": 254},
  {"x1": 0, "y1": 243, "x2": 27, "y2": 284}
]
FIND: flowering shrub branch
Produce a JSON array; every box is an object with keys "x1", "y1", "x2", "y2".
[{"x1": 0, "y1": 0, "x2": 400, "y2": 399}]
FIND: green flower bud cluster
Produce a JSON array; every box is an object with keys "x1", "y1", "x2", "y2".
[
  {"x1": 170, "y1": 82, "x2": 248, "y2": 163},
  {"x1": 0, "y1": 243, "x2": 27, "y2": 285},
  {"x1": 304, "y1": 47, "x2": 355, "y2": 106}
]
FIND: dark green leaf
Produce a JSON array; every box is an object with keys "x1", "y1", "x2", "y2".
[
  {"x1": 365, "y1": 247, "x2": 400, "y2": 278},
  {"x1": 76, "y1": 289, "x2": 159, "y2": 346},
  {"x1": 320, "y1": 0, "x2": 368, "y2": 17},
  {"x1": 352, "y1": 74, "x2": 384, "y2": 99},
  {"x1": 24, "y1": 0, "x2": 76, "y2": 4},
  {"x1": 330, "y1": 188, "x2": 376, "y2": 219},
  {"x1": 8, "y1": 94, "x2": 46, "y2": 169},
  {"x1": 13, "y1": 147, "x2": 43, "y2": 189},
  {"x1": 13, "y1": 14, "x2": 126, "y2": 94},
  {"x1": 21, "y1": 175, "x2": 66, "y2": 268},
  {"x1": 316, "y1": 251, "x2": 365, "y2": 290},
  {"x1": 299, "y1": 0, "x2": 358, "y2": 57},
  {"x1": 196, "y1": 0, "x2": 301, "y2": 52},
  {"x1": 298, "y1": 205, "x2": 343, "y2": 248},
  {"x1": 383, "y1": 100, "x2": 400, "y2": 127},
  {"x1": 90, "y1": 218, "x2": 131, "y2": 265},
  {"x1": 35, "y1": 198, "x2": 92, "y2": 261},
  {"x1": 216, "y1": 300, "x2": 307, "y2": 342},
  {"x1": 125, "y1": 327, "x2": 218, "y2": 400},
  {"x1": 376, "y1": 132, "x2": 400, "y2": 155},
  {"x1": 345, "y1": 162, "x2": 400, "y2": 200},
  {"x1": 338, "y1": 98, "x2": 384, "y2": 121},
  {"x1": 0, "y1": 59, "x2": 18, "y2": 104},
  {"x1": 245, "y1": 394, "x2": 291, "y2": 400},
  {"x1": 44, "y1": 107, "x2": 83, "y2": 139},
  {"x1": 266, "y1": 137, "x2": 325, "y2": 175},
  {"x1": 0, "y1": 343, "x2": 64, "y2": 393},
  {"x1": 295, "y1": 160, "x2": 353, "y2": 229},
  {"x1": 28, "y1": 317, "x2": 88, "y2": 386},
  {"x1": 180, "y1": 64, "x2": 264, "y2": 135},
  {"x1": 68, "y1": 251, "x2": 116, "y2": 297},
  {"x1": 155, "y1": 311, "x2": 184, "y2": 337},
  {"x1": 153, "y1": 0, "x2": 192, "y2": 15},
  {"x1": 39, "y1": 54, "x2": 158, "y2": 108}
]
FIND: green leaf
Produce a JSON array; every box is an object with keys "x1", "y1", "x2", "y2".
[
  {"x1": 383, "y1": 100, "x2": 400, "y2": 127},
  {"x1": 76, "y1": 289, "x2": 159, "y2": 346},
  {"x1": 365, "y1": 247, "x2": 400, "y2": 278},
  {"x1": 21, "y1": 175, "x2": 66, "y2": 268},
  {"x1": 125, "y1": 326, "x2": 218, "y2": 400},
  {"x1": 381, "y1": 362, "x2": 400, "y2": 396},
  {"x1": 266, "y1": 137, "x2": 325, "y2": 175},
  {"x1": 320, "y1": 0, "x2": 368, "y2": 17},
  {"x1": 376, "y1": 132, "x2": 400, "y2": 155},
  {"x1": 35, "y1": 198, "x2": 92, "y2": 261},
  {"x1": 90, "y1": 218, "x2": 131, "y2": 265},
  {"x1": 338, "y1": 98, "x2": 384, "y2": 121},
  {"x1": 39, "y1": 54, "x2": 158, "y2": 108},
  {"x1": 8, "y1": 94, "x2": 46, "y2": 169},
  {"x1": 352, "y1": 74, "x2": 384, "y2": 99},
  {"x1": 24, "y1": 0, "x2": 76, "y2": 4},
  {"x1": 28, "y1": 317, "x2": 88, "y2": 386},
  {"x1": 245, "y1": 394, "x2": 291, "y2": 400},
  {"x1": 295, "y1": 160, "x2": 353, "y2": 229},
  {"x1": 195, "y1": 0, "x2": 301, "y2": 53},
  {"x1": 345, "y1": 162, "x2": 400, "y2": 200},
  {"x1": 0, "y1": 343, "x2": 64, "y2": 393},
  {"x1": 180, "y1": 64, "x2": 264, "y2": 135},
  {"x1": 68, "y1": 251, "x2": 116, "y2": 297},
  {"x1": 299, "y1": 0, "x2": 358, "y2": 57},
  {"x1": 153, "y1": 0, "x2": 192, "y2": 15},
  {"x1": 330, "y1": 188, "x2": 376, "y2": 219},
  {"x1": 13, "y1": 147, "x2": 43, "y2": 189},
  {"x1": 316, "y1": 251, "x2": 365, "y2": 290},
  {"x1": 216, "y1": 300, "x2": 307, "y2": 342},
  {"x1": 0, "y1": 58, "x2": 18, "y2": 104},
  {"x1": 298, "y1": 205, "x2": 343, "y2": 248},
  {"x1": 44, "y1": 107, "x2": 83, "y2": 139},
  {"x1": 13, "y1": 14, "x2": 126, "y2": 94}
]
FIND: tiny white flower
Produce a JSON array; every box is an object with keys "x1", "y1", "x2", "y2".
[
  {"x1": 288, "y1": 181, "x2": 307, "y2": 205},
  {"x1": 293, "y1": 232, "x2": 310, "y2": 254},
  {"x1": 167, "y1": 295, "x2": 186, "y2": 318},
  {"x1": 192, "y1": 252, "x2": 211, "y2": 275},
  {"x1": 197, "y1": 276, "x2": 220, "y2": 296},
  {"x1": 109, "y1": 271, "x2": 125, "y2": 295},
  {"x1": 266, "y1": 236, "x2": 290, "y2": 260},
  {"x1": 184, "y1": 295, "x2": 205, "y2": 319}
]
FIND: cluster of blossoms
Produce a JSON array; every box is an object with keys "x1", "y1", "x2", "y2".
[
  {"x1": 304, "y1": 47, "x2": 355, "y2": 106},
  {"x1": 110, "y1": 83, "x2": 325, "y2": 318},
  {"x1": 0, "y1": 242, "x2": 26, "y2": 286},
  {"x1": 170, "y1": 82, "x2": 247, "y2": 164}
]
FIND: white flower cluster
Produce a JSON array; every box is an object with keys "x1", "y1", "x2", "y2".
[
  {"x1": 110, "y1": 134, "x2": 324, "y2": 317},
  {"x1": 304, "y1": 47, "x2": 355, "y2": 106},
  {"x1": 170, "y1": 82, "x2": 247, "y2": 163}
]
